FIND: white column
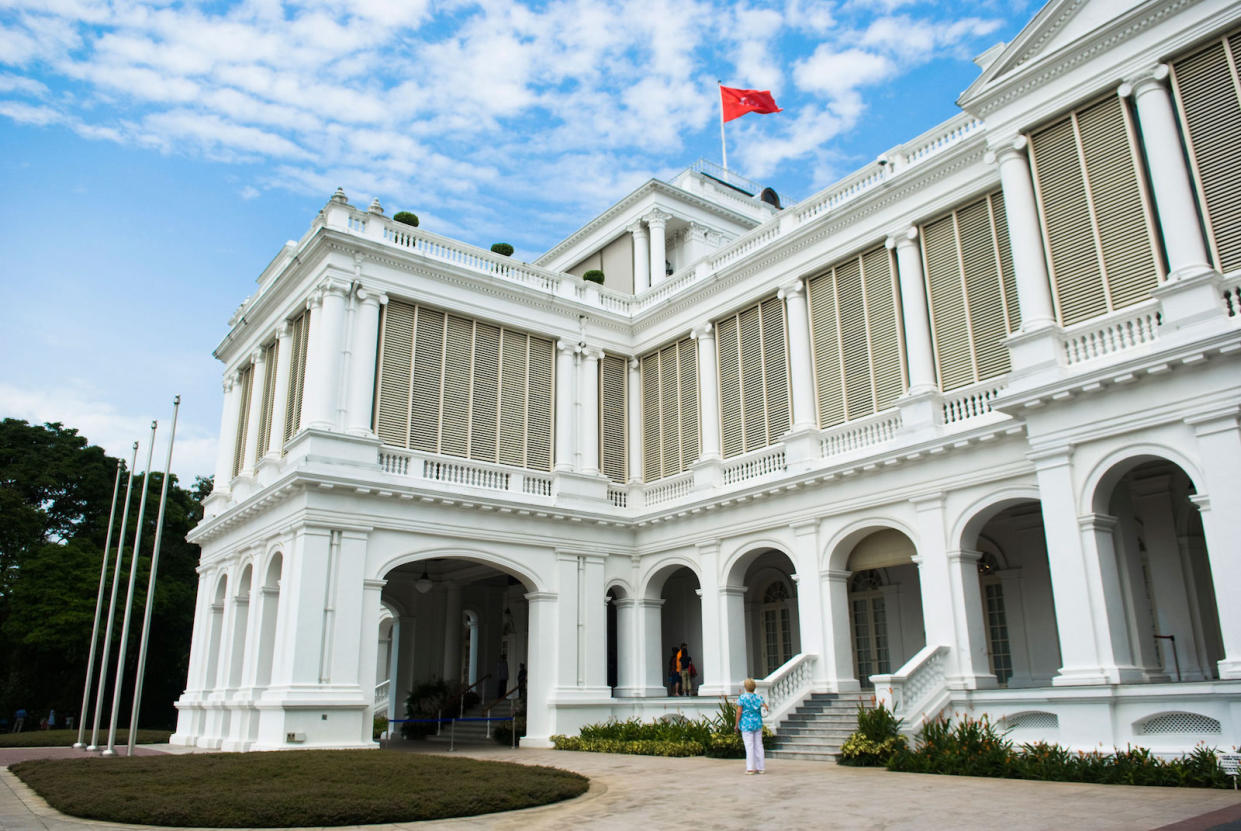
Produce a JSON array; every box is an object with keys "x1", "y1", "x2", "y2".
[
  {"x1": 266, "y1": 323, "x2": 293, "y2": 459},
  {"x1": 717, "y1": 585, "x2": 747, "y2": 690},
  {"x1": 522, "y1": 591, "x2": 557, "y2": 745},
  {"x1": 909, "y1": 495, "x2": 957, "y2": 656},
  {"x1": 614, "y1": 597, "x2": 640, "y2": 696},
  {"x1": 241, "y1": 349, "x2": 266, "y2": 477},
  {"x1": 638, "y1": 598, "x2": 667, "y2": 696},
  {"x1": 945, "y1": 549, "x2": 998, "y2": 688},
  {"x1": 358, "y1": 578, "x2": 386, "y2": 734},
  {"x1": 778, "y1": 281, "x2": 816, "y2": 429},
  {"x1": 1121, "y1": 66, "x2": 1212, "y2": 279},
  {"x1": 346, "y1": 288, "x2": 386, "y2": 436},
  {"x1": 690, "y1": 323, "x2": 721, "y2": 460},
  {"x1": 789, "y1": 522, "x2": 826, "y2": 685},
  {"x1": 990, "y1": 137, "x2": 1056, "y2": 329},
  {"x1": 887, "y1": 229, "x2": 937, "y2": 393},
  {"x1": 1188, "y1": 410, "x2": 1241, "y2": 679},
  {"x1": 822, "y1": 569, "x2": 860, "y2": 691},
  {"x1": 579, "y1": 347, "x2": 602, "y2": 476},
  {"x1": 554, "y1": 340, "x2": 576, "y2": 472},
  {"x1": 629, "y1": 222, "x2": 651, "y2": 293},
  {"x1": 441, "y1": 581, "x2": 461, "y2": 683},
  {"x1": 307, "y1": 279, "x2": 349, "y2": 430},
  {"x1": 626, "y1": 358, "x2": 642, "y2": 483},
  {"x1": 645, "y1": 209, "x2": 670, "y2": 285},
  {"x1": 212, "y1": 374, "x2": 240, "y2": 491}
]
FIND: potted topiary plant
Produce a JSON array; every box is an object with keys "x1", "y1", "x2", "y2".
[
  {"x1": 393, "y1": 211, "x2": 419, "y2": 227},
  {"x1": 583, "y1": 269, "x2": 604, "y2": 284},
  {"x1": 490, "y1": 242, "x2": 514, "y2": 256}
]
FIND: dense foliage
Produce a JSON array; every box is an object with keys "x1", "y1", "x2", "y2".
[
  {"x1": 839, "y1": 700, "x2": 907, "y2": 767},
  {"x1": 393, "y1": 211, "x2": 419, "y2": 227},
  {"x1": 0, "y1": 419, "x2": 205, "y2": 731},
  {"x1": 490, "y1": 242, "x2": 514, "y2": 256},
  {"x1": 582, "y1": 269, "x2": 604, "y2": 284},
  {"x1": 887, "y1": 713, "x2": 1233, "y2": 788},
  {"x1": 553, "y1": 699, "x2": 772, "y2": 758}
]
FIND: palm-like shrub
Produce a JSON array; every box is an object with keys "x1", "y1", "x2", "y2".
[{"x1": 839, "y1": 700, "x2": 907, "y2": 767}]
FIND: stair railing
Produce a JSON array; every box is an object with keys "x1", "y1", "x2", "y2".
[
  {"x1": 482, "y1": 683, "x2": 522, "y2": 739},
  {"x1": 870, "y1": 644, "x2": 951, "y2": 731},
  {"x1": 753, "y1": 653, "x2": 818, "y2": 729},
  {"x1": 454, "y1": 673, "x2": 492, "y2": 718}
]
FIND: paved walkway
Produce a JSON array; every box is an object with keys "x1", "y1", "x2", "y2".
[{"x1": 2, "y1": 743, "x2": 1239, "y2": 830}]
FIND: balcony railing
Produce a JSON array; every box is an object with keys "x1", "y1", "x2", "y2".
[
  {"x1": 377, "y1": 448, "x2": 554, "y2": 502},
  {"x1": 1061, "y1": 300, "x2": 1161, "y2": 366},
  {"x1": 821, "y1": 411, "x2": 902, "y2": 459}
]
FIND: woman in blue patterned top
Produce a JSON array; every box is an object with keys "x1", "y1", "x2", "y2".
[{"x1": 733, "y1": 678, "x2": 769, "y2": 774}]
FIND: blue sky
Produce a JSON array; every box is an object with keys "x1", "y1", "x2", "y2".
[{"x1": 0, "y1": 0, "x2": 1034, "y2": 481}]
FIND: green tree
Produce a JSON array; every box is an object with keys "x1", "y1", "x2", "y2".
[{"x1": 0, "y1": 420, "x2": 203, "y2": 729}]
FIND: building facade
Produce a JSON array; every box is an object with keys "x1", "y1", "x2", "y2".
[{"x1": 173, "y1": 0, "x2": 1241, "y2": 755}]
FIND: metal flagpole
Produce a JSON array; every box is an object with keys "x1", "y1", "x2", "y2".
[
  {"x1": 103, "y1": 421, "x2": 157, "y2": 757},
  {"x1": 74, "y1": 459, "x2": 124, "y2": 750},
  {"x1": 718, "y1": 81, "x2": 728, "y2": 173},
  {"x1": 127, "y1": 396, "x2": 180, "y2": 756},
  {"x1": 88, "y1": 442, "x2": 138, "y2": 752}
]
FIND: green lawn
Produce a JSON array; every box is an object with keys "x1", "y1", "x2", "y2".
[
  {"x1": 11, "y1": 750, "x2": 589, "y2": 827},
  {"x1": 0, "y1": 729, "x2": 171, "y2": 748}
]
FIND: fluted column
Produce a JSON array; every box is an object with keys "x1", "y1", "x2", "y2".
[
  {"x1": 212, "y1": 373, "x2": 240, "y2": 490},
  {"x1": 554, "y1": 340, "x2": 576, "y2": 472},
  {"x1": 265, "y1": 322, "x2": 292, "y2": 459},
  {"x1": 690, "y1": 323, "x2": 721, "y2": 461},
  {"x1": 778, "y1": 280, "x2": 816, "y2": 430},
  {"x1": 240, "y1": 349, "x2": 267, "y2": 477},
  {"x1": 579, "y1": 346, "x2": 602, "y2": 476},
  {"x1": 645, "y1": 209, "x2": 670, "y2": 286},
  {"x1": 307, "y1": 279, "x2": 349, "y2": 430},
  {"x1": 629, "y1": 222, "x2": 651, "y2": 293},
  {"x1": 1120, "y1": 65, "x2": 1212, "y2": 279},
  {"x1": 990, "y1": 137, "x2": 1056, "y2": 329},
  {"x1": 626, "y1": 358, "x2": 642, "y2": 483},
  {"x1": 887, "y1": 229, "x2": 937, "y2": 393},
  {"x1": 346, "y1": 288, "x2": 387, "y2": 436}
]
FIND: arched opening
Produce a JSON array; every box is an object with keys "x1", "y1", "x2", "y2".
[
  {"x1": 727, "y1": 548, "x2": 799, "y2": 679},
  {"x1": 967, "y1": 501, "x2": 1061, "y2": 688},
  {"x1": 605, "y1": 588, "x2": 619, "y2": 691},
  {"x1": 845, "y1": 529, "x2": 923, "y2": 687},
  {"x1": 462, "y1": 610, "x2": 479, "y2": 689},
  {"x1": 254, "y1": 553, "x2": 282, "y2": 688},
  {"x1": 1101, "y1": 459, "x2": 1222, "y2": 681},
  {"x1": 226, "y1": 565, "x2": 253, "y2": 689},
  {"x1": 643, "y1": 565, "x2": 702, "y2": 696},
  {"x1": 205, "y1": 574, "x2": 228, "y2": 690}
]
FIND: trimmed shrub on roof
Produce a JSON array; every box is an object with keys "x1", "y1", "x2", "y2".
[
  {"x1": 393, "y1": 211, "x2": 419, "y2": 227},
  {"x1": 583, "y1": 270, "x2": 604, "y2": 284},
  {"x1": 490, "y1": 242, "x2": 514, "y2": 256}
]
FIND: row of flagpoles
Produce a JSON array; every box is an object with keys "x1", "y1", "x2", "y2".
[{"x1": 73, "y1": 395, "x2": 181, "y2": 757}]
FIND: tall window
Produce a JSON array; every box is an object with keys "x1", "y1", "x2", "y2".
[
  {"x1": 283, "y1": 310, "x2": 310, "y2": 443},
  {"x1": 1170, "y1": 28, "x2": 1241, "y2": 274},
  {"x1": 599, "y1": 354, "x2": 628, "y2": 481},
  {"x1": 1028, "y1": 94, "x2": 1164, "y2": 325},
  {"x1": 716, "y1": 296, "x2": 790, "y2": 458},
  {"x1": 920, "y1": 191, "x2": 1021, "y2": 390},
  {"x1": 255, "y1": 340, "x2": 278, "y2": 462},
  {"x1": 373, "y1": 300, "x2": 554, "y2": 471},
  {"x1": 640, "y1": 338, "x2": 699, "y2": 481},
  {"x1": 231, "y1": 364, "x2": 253, "y2": 479},
  {"x1": 807, "y1": 246, "x2": 905, "y2": 427}
]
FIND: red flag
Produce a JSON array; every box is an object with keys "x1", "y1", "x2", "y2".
[{"x1": 720, "y1": 86, "x2": 782, "y2": 122}]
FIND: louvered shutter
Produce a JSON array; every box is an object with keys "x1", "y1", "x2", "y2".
[
  {"x1": 958, "y1": 199, "x2": 1007, "y2": 382},
  {"x1": 284, "y1": 310, "x2": 309, "y2": 443},
  {"x1": 641, "y1": 353, "x2": 661, "y2": 481},
  {"x1": 232, "y1": 365, "x2": 253, "y2": 479},
  {"x1": 1171, "y1": 32, "x2": 1241, "y2": 273},
  {"x1": 808, "y1": 270, "x2": 845, "y2": 427},
  {"x1": 861, "y1": 248, "x2": 904, "y2": 410},
  {"x1": 760, "y1": 297, "x2": 790, "y2": 445},
  {"x1": 677, "y1": 338, "x2": 699, "y2": 466},
  {"x1": 498, "y1": 330, "x2": 528, "y2": 467},
  {"x1": 256, "y1": 341, "x2": 278, "y2": 461},
  {"x1": 717, "y1": 316, "x2": 743, "y2": 458},
  {"x1": 738, "y1": 304, "x2": 764, "y2": 451},
  {"x1": 409, "y1": 307, "x2": 444, "y2": 452},
  {"x1": 375, "y1": 300, "x2": 415, "y2": 447},
  {"x1": 599, "y1": 354, "x2": 627, "y2": 481},
  {"x1": 439, "y1": 316, "x2": 474, "y2": 458},
  {"x1": 659, "y1": 345, "x2": 679, "y2": 476},
  {"x1": 990, "y1": 192, "x2": 1022, "y2": 334},
  {"x1": 834, "y1": 258, "x2": 873, "y2": 420},
  {"x1": 526, "y1": 337, "x2": 554, "y2": 471},
  {"x1": 470, "y1": 322, "x2": 500, "y2": 462}
]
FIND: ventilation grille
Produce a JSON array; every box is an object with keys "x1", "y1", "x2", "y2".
[
  {"x1": 1135, "y1": 712, "x2": 1221, "y2": 735},
  {"x1": 1002, "y1": 711, "x2": 1059, "y2": 731}
]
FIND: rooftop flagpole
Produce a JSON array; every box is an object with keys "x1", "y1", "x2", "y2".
[
  {"x1": 127, "y1": 396, "x2": 180, "y2": 756},
  {"x1": 74, "y1": 458, "x2": 124, "y2": 750},
  {"x1": 88, "y1": 442, "x2": 138, "y2": 752},
  {"x1": 103, "y1": 421, "x2": 157, "y2": 757},
  {"x1": 718, "y1": 80, "x2": 728, "y2": 173}
]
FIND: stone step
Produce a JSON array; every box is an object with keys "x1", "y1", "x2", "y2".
[{"x1": 766, "y1": 750, "x2": 840, "y2": 762}]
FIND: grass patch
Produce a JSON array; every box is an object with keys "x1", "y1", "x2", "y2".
[
  {"x1": 0, "y1": 729, "x2": 171, "y2": 748},
  {"x1": 11, "y1": 749, "x2": 588, "y2": 827}
]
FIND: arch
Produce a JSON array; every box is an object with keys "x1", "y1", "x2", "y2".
[
  {"x1": 374, "y1": 547, "x2": 543, "y2": 593},
  {"x1": 822, "y1": 517, "x2": 919, "y2": 573},
  {"x1": 1080, "y1": 444, "x2": 1205, "y2": 516},
  {"x1": 254, "y1": 554, "x2": 282, "y2": 689},
  {"x1": 720, "y1": 538, "x2": 796, "y2": 586},
  {"x1": 260, "y1": 547, "x2": 284, "y2": 588},
  {"x1": 605, "y1": 578, "x2": 634, "y2": 600},
  {"x1": 950, "y1": 486, "x2": 1043, "y2": 552},
  {"x1": 639, "y1": 555, "x2": 703, "y2": 600},
  {"x1": 226, "y1": 564, "x2": 253, "y2": 688},
  {"x1": 204, "y1": 572, "x2": 229, "y2": 691}
]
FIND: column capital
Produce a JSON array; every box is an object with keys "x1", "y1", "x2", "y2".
[
  {"x1": 579, "y1": 345, "x2": 604, "y2": 361},
  {"x1": 643, "y1": 208, "x2": 671, "y2": 227},
  {"x1": 556, "y1": 339, "x2": 578, "y2": 355},
  {"x1": 947, "y1": 549, "x2": 983, "y2": 564},
  {"x1": 355, "y1": 286, "x2": 388, "y2": 306},
  {"x1": 628, "y1": 357, "x2": 640, "y2": 372},
  {"x1": 319, "y1": 276, "x2": 350, "y2": 297},
  {"x1": 275, "y1": 320, "x2": 291, "y2": 340},
  {"x1": 777, "y1": 280, "x2": 805, "y2": 300},
  {"x1": 687, "y1": 221, "x2": 711, "y2": 242},
  {"x1": 250, "y1": 347, "x2": 265, "y2": 366},
  {"x1": 884, "y1": 226, "x2": 919, "y2": 250},
  {"x1": 720, "y1": 585, "x2": 747, "y2": 598},
  {"x1": 822, "y1": 568, "x2": 851, "y2": 584},
  {"x1": 626, "y1": 220, "x2": 648, "y2": 238},
  {"x1": 363, "y1": 578, "x2": 388, "y2": 591},
  {"x1": 524, "y1": 590, "x2": 558, "y2": 604},
  {"x1": 1118, "y1": 63, "x2": 1169, "y2": 98},
  {"x1": 1078, "y1": 512, "x2": 1119, "y2": 532},
  {"x1": 689, "y1": 322, "x2": 714, "y2": 341},
  {"x1": 222, "y1": 375, "x2": 236, "y2": 394},
  {"x1": 306, "y1": 291, "x2": 323, "y2": 311},
  {"x1": 984, "y1": 134, "x2": 1029, "y2": 164}
]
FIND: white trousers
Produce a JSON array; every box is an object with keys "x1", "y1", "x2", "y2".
[{"x1": 742, "y1": 729, "x2": 764, "y2": 771}]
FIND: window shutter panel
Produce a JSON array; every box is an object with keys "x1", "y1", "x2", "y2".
[
  {"x1": 376, "y1": 300, "x2": 415, "y2": 448},
  {"x1": 760, "y1": 297, "x2": 790, "y2": 445},
  {"x1": 658, "y1": 345, "x2": 679, "y2": 476},
  {"x1": 526, "y1": 336, "x2": 554, "y2": 471},
  {"x1": 738, "y1": 304, "x2": 764, "y2": 452},
  {"x1": 641, "y1": 353, "x2": 661, "y2": 481},
  {"x1": 990, "y1": 192, "x2": 1022, "y2": 334},
  {"x1": 498, "y1": 330, "x2": 528, "y2": 467},
  {"x1": 409, "y1": 307, "x2": 444, "y2": 452},
  {"x1": 1076, "y1": 95, "x2": 1161, "y2": 309},
  {"x1": 808, "y1": 271, "x2": 845, "y2": 427},
  {"x1": 678, "y1": 338, "x2": 699, "y2": 467},
  {"x1": 470, "y1": 322, "x2": 500, "y2": 462},
  {"x1": 716, "y1": 315, "x2": 743, "y2": 458},
  {"x1": 958, "y1": 198, "x2": 1011, "y2": 382},
  {"x1": 836, "y1": 257, "x2": 873, "y2": 419},
  {"x1": 438, "y1": 316, "x2": 472, "y2": 458},
  {"x1": 284, "y1": 310, "x2": 309, "y2": 443},
  {"x1": 1031, "y1": 116, "x2": 1107, "y2": 324},
  {"x1": 1171, "y1": 34, "x2": 1241, "y2": 273},
  {"x1": 232, "y1": 366, "x2": 253, "y2": 479},
  {"x1": 861, "y1": 247, "x2": 904, "y2": 410},
  {"x1": 600, "y1": 354, "x2": 627, "y2": 482},
  {"x1": 923, "y1": 214, "x2": 972, "y2": 390},
  {"x1": 256, "y1": 341, "x2": 278, "y2": 461}
]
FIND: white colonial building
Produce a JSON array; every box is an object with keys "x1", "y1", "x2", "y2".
[{"x1": 173, "y1": 0, "x2": 1241, "y2": 755}]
